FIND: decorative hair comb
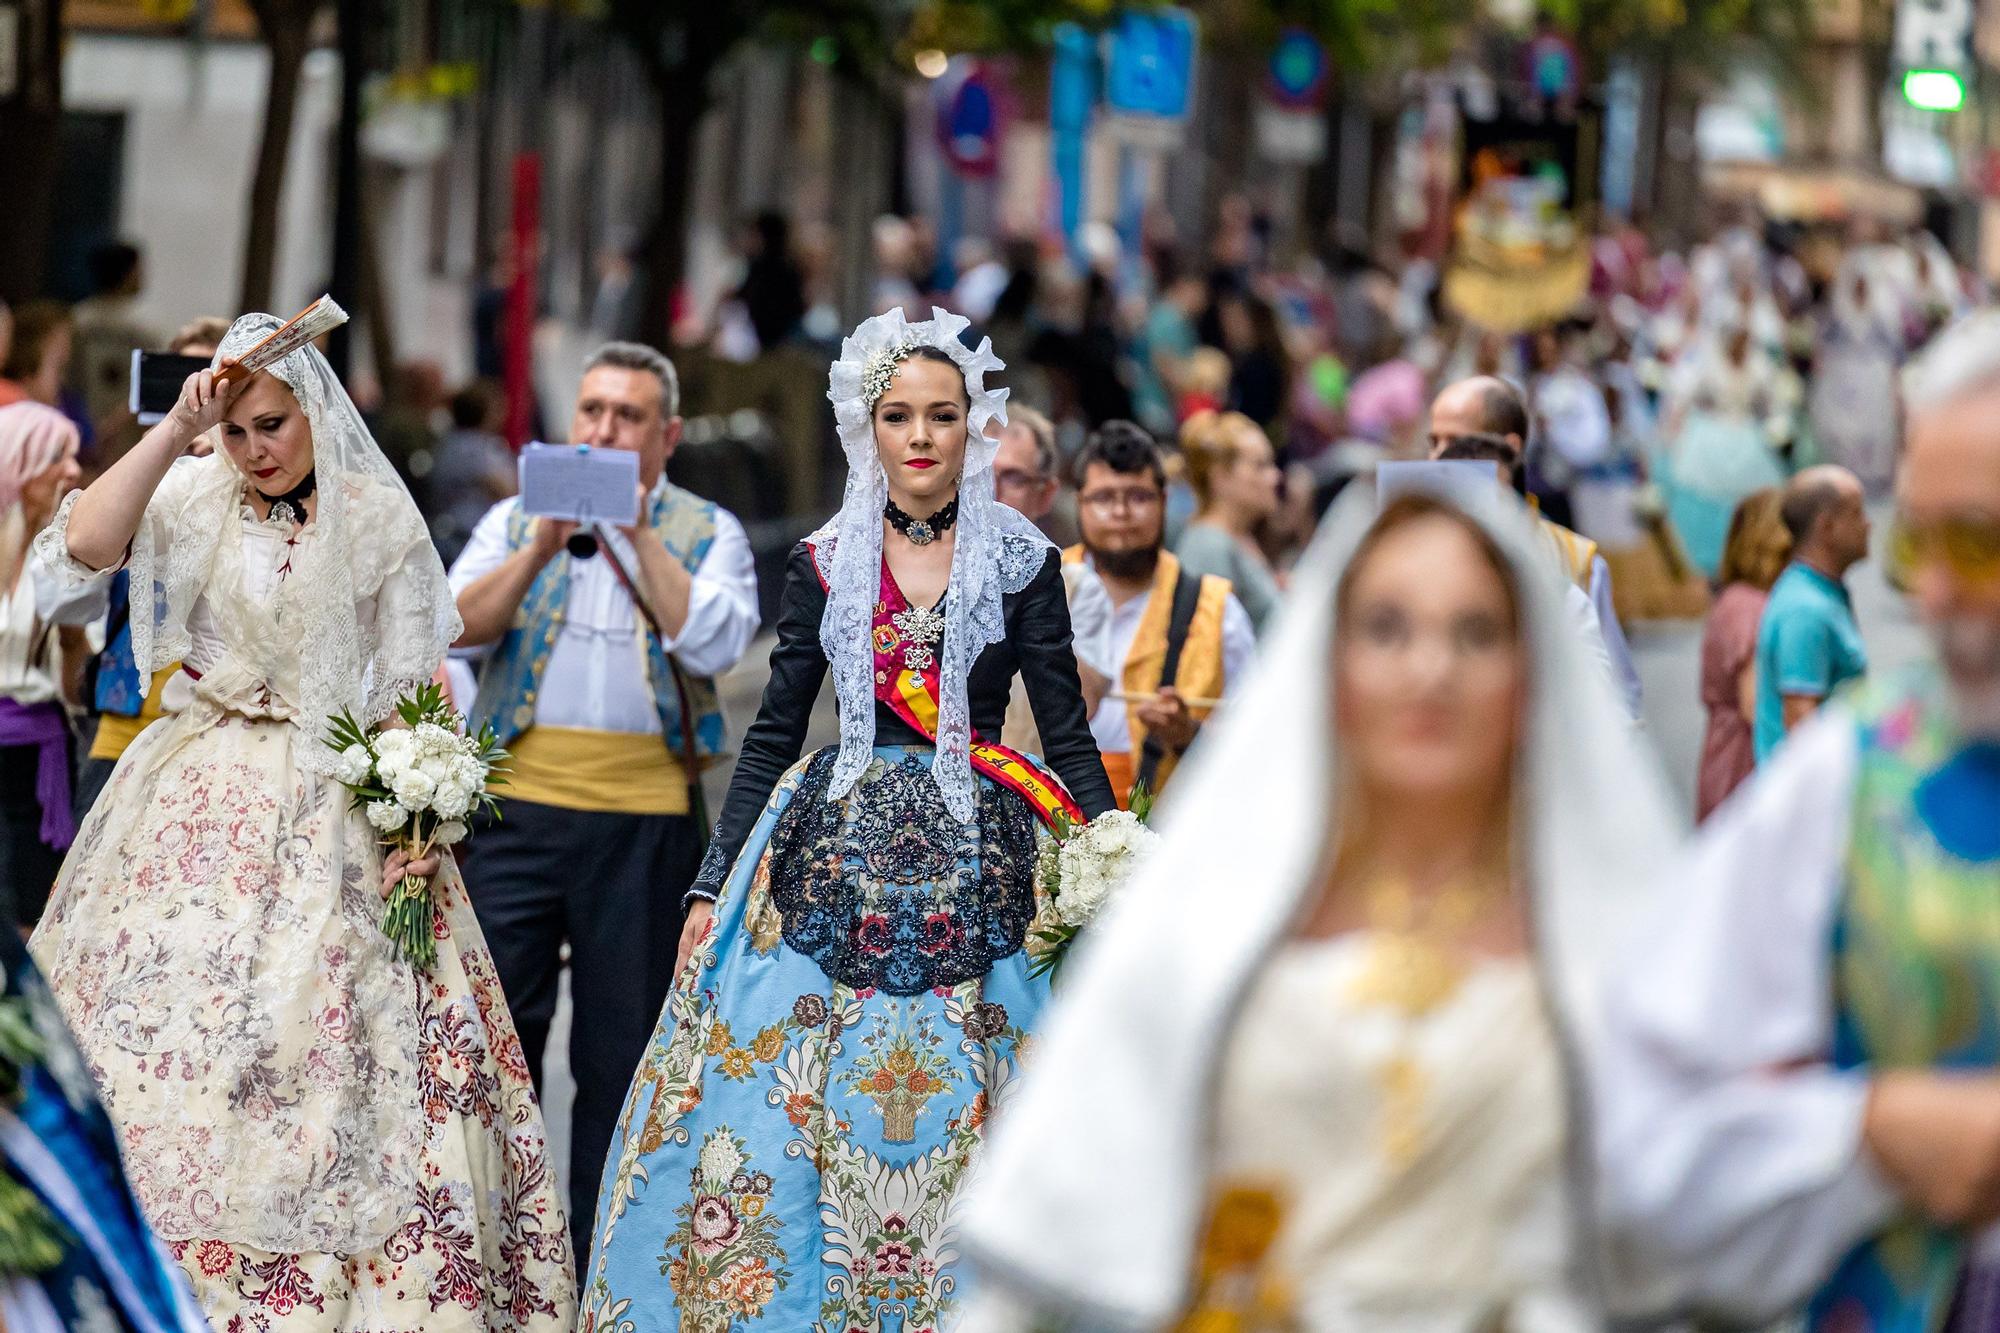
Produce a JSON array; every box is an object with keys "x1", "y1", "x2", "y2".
[{"x1": 215, "y1": 296, "x2": 349, "y2": 385}]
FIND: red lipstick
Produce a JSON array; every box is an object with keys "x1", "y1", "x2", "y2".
[
  {"x1": 906, "y1": 459, "x2": 939, "y2": 470},
  {"x1": 253, "y1": 466, "x2": 280, "y2": 479}
]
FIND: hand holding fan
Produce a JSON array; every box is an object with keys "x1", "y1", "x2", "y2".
[{"x1": 214, "y1": 296, "x2": 349, "y2": 385}]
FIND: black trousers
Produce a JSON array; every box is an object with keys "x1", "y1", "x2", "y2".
[{"x1": 458, "y1": 796, "x2": 701, "y2": 1269}]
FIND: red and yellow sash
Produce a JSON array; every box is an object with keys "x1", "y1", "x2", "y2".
[{"x1": 813, "y1": 543, "x2": 1085, "y2": 832}]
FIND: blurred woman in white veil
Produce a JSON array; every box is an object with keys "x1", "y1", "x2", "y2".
[
  {"x1": 955, "y1": 481, "x2": 1683, "y2": 1331},
  {"x1": 28, "y1": 315, "x2": 573, "y2": 1331}
]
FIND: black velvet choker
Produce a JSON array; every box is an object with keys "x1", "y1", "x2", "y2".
[
  {"x1": 884, "y1": 495, "x2": 958, "y2": 546},
  {"x1": 255, "y1": 469, "x2": 317, "y2": 526}
]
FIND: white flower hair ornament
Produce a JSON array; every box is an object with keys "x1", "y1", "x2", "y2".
[
  {"x1": 814, "y1": 306, "x2": 1052, "y2": 824},
  {"x1": 826, "y1": 305, "x2": 1011, "y2": 482}
]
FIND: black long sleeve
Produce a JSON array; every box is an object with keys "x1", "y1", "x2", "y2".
[
  {"x1": 688, "y1": 542, "x2": 828, "y2": 902},
  {"x1": 1012, "y1": 551, "x2": 1116, "y2": 820}
]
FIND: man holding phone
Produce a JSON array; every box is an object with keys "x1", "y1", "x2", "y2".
[{"x1": 448, "y1": 341, "x2": 758, "y2": 1265}]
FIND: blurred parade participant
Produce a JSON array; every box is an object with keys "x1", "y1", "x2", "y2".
[
  {"x1": 1177, "y1": 345, "x2": 1231, "y2": 422},
  {"x1": 427, "y1": 378, "x2": 516, "y2": 568},
  {"x1": 578, "y1": 310, "x2": 1113, "y2": 1333},
  {"x1": 30, "y1": 315, "x2": 574, "y2": 1328},
  {"x1": 72, "y1": 317, "x2": 228, "y2": 824},
  {"x1": 0, "y1": 305, "x2": 74, "y2": 424},
  {"x1": 960, "y1": 483, "x2": 1679, "y2": 1331},
  {"x1": 1217, "y1": 287, "x2": 1292, "y2": 436},
  {"x1": 451, "y1": 341, "x2": 757, "y2": 1264},
  {"x1": 69, "y1": 243, "x2": 160, "y2": 436},
  {"x1": 1753, "y1": 466, "x2": 1871, "y2": 761},
  {"x1": 1527, "y1": 325, "x2": 1614, "y2": 534},
  {"x1": 1176, "y1": 410, "x2": 1284, "y2": 634},
  {"x1": 1597, "y1": 309, "x2": 2000, "y2": 1331},
  {"x1": 1696, "y1": 488, "x2": 1791, "y2": 820},
  {"x1": 1429, "y1": 375, "x2": 1643, "y2": 716},
  {"x1": 1661, "y1": 317, "x2": 1799, "y2": 578},
  {"x1": 995, "y1": 404, "x2": 1114, "y2": 754},
  {"x1": 1131, "y1": 257, "x2": 1206, "y2": 436},
  {"x1": 0, "y1": 405, "x2": 89, "y2": 930},
  {"x1": 1812, "y1": 256, "x2": 1907, "y2": 493},
  {"x1": 1069, "y1": 421, "x2": 1254, "y2": 807},
  {"x1": 0, "y1": 925, "x2": 212, "y2": 1333}
]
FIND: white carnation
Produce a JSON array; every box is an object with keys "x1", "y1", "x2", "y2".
[
  {"x1": 431, "y1": 781, "x2": 473, "y2": 820},
  {"x1": 417, "y1": 752, "x2": 455, "y2": 786},
  {"x1": 1054, "y1": 810, "x2": 1157, "y2": 929},
  {"x1": 390, "y1": 768, "x2": 436, "y2": 810},
  {"x1": 333, "y1": 744, "x2": 374, "y2": 786},
  {"x1": 414, "y1": 722, "x2": 456, "y2": 756},
  {"x1": 433, "y1": 819, "x2": 469, "y2": 847},
  {"x1": 376, "y1": 751, "x2": 406, "y2": 783},
  {"x1": 375, "y1": 729, "x2": 414, "y2": 759},
  {"x1": 448, "y1": 754, "x2": 483, "y2": 789},
  {"x1": 366, "y1": 800, "x2": 409, "y2": 834}
]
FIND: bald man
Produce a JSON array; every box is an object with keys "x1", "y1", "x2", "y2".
[
  {"x1": 1751, "y1": 465, "x2": 1871, "y2": 760},
  {"x1": 1429, "y1": 374, "x2": 1643, "y2": 715}
]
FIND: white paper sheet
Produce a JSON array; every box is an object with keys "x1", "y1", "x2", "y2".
[{"x1": 517, "y1": 443, "x2": 641, "y2": 526}]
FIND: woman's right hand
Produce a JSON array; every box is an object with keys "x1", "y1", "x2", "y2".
[
  {"x1": 165, "y1": 362, "x2": 244, "y2": 452},
  {"x1": 676, "y1": 899, "x2": 715, "y2": 977}
]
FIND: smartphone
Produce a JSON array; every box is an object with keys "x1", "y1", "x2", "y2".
[{"x1": 130, "y1": 350, "x2": 213, "y2": 425}]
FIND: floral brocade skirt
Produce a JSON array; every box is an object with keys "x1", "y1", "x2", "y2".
[
  {"x1": 580, "y1": 745, "x2": 1061, "y2": 1333},
  {"x1": 31, "y1": 710, "x2": 576, "y2": 1332}
]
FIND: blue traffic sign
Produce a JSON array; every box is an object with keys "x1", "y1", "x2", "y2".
[{"x1": 1104, "y1": 8, "x2": 1198, "y2": 122}]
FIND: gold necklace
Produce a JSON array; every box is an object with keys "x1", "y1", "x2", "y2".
[{"x1": 1343, "y1": 871, "x2": 1499, "y2": 1168}]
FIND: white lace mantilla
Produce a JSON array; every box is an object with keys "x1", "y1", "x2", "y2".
[
  {"x1": 820, "y1": 306, "x2": 1052, "y2": 823},
  {"x1": 31, "y1": 314, "x2": 462, "y2": 776}
]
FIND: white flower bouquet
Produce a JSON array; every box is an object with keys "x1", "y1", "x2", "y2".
[
  {"x1": 1029, "y1": 786, "x2": 1160, "y2": 982},
  {"x1": 324, "y1": 683, "x2": 507, "y2": 968}
]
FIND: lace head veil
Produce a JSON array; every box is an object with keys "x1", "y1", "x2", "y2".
[
  {"x1": 125, "y1": 313, "x2": 461, "y2": 773},
  {"x1": 817, "y1": 306, "x2": 1052, "y2": 822}
]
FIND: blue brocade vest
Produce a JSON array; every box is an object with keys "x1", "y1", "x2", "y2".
[{"x1": 468, "y1": 484, "x2": 727, "y2": 760}]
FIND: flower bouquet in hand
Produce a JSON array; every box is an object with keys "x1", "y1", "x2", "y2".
[
  {"x1": 1028, "y1": 784, "x2": 1161, "y2": 983},
  {"x1": 324, "y1": 683, "x2": 507, "y2": 968}
]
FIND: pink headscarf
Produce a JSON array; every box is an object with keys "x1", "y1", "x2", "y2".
[{"x1": 0, "y1": 401, "x2": 78, "y2": 515}]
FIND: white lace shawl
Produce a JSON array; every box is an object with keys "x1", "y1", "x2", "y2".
[
  {"x1": 818, "y1": 306, "x2": 1054, "y2": 823},
  {"x1": 72, "y1": 314, "x2": 459, "y2": 771}
]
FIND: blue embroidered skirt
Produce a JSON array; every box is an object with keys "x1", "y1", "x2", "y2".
[{"x1": 579, "y1": 745, "x2": 1057, "y2": 1333}]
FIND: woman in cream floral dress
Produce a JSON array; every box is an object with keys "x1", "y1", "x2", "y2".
[{"x1": 29, "y1": 315, "x2": 573, "y2": 1332}]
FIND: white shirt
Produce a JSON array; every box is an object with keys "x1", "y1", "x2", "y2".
[
  {"x1": 448, "y1": 492, "x2": 759, "y2": 736},
  {"x1": 1594, "y1": 709, "x2": 1903, "y2": 1323},
  {"x1": 2, "y1": 559, "x2": 108, "y2": 707},
  {"x1": 1084, "y1": 564, "x2": 1257, "y2": 755}
]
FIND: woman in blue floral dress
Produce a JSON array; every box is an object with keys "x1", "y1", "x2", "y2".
[{"x1": 577, "y1": 308, "x2": 1115, "y2": 1333}]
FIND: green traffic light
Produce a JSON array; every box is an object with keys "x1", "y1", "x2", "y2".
[{"x1": 1903, "y1": 69, "x2": 1966, "y2": 112}]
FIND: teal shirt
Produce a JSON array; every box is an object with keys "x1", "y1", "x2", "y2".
[{"x1": 1753, "y1": 562, "x2": 1868, "y2": 761}]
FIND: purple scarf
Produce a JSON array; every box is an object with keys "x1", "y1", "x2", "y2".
[{"x1": 0, "y1": 698, "x2": 74, "y2": 850}]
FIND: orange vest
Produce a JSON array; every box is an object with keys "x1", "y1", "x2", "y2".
[{"x1": 1064, "y1": 546, "x2": 1230, "y2": 805}]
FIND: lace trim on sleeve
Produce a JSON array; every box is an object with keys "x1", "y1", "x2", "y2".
[{"x1": 30, "y1": 490, "x2": 117, "y2": 593}]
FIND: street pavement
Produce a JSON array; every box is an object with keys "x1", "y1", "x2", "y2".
[{"x1": 537, "y1": 502, "x2": 1926, "y2": 1212}]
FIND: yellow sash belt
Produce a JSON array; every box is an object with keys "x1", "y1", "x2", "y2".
[{"x1": 500, "y1": 725, "x2": 689, "y2": 816}]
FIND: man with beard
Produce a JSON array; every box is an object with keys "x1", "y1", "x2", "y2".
[
  {"x1": 1597, "y1": 310, "x2": 2000, "y2": 1330},
  {"x1": 1065, "y1": 420, "x2": 1254, "y2": 806}
]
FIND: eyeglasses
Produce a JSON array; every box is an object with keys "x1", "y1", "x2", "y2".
[
  {"x1": 993, "y1": 467, "x2": 1049, "y2": 492},
  {"x1": 1079, "y1": 487, "x2": 1164, "y2": 514},
  {"x1": 1887, "y1": 513, "x2": 2000, "y2": 589}
]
